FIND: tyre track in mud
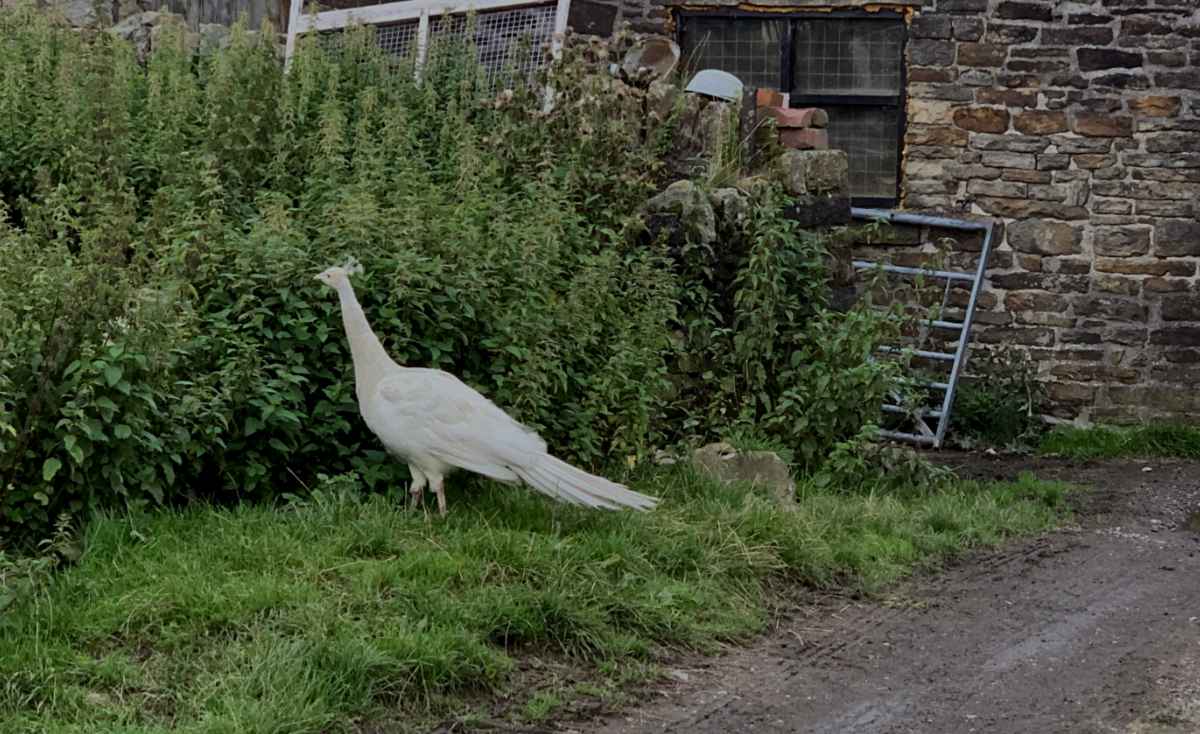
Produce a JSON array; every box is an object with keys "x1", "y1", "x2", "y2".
[{"x1": 577, "y1": 456, "x2": 1200, "y2": 734}]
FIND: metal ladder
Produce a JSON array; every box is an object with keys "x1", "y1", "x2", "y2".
[{"x1": 850, "y1": 208, "x2": 996, "y2": 448}]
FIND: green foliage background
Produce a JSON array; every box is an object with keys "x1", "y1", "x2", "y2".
[{"x1": 0, "y1": 7, "x2": 901, "y2": 542}]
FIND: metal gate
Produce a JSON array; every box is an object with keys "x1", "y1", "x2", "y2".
[{"x1": 851, "y1": 207, "x2": 996, "y2": 448}]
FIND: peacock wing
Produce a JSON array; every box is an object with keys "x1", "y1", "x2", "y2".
[{"x1": 374, "y1": 369, "x2": 545, "y2": 482}]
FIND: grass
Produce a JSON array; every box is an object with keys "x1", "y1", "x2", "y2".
[
  {"x1": 0, "y1": 466, "x2": 1071, "y2": 733},
  {"x1": 1041, "y1": 424, "x2": 1200, "y2": 460}
]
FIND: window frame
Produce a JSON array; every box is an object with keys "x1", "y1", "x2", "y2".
[{"x1": 676, "y1": 8, "x2": 909, "y2": 207}]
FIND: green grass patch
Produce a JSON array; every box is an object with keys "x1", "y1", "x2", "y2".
[
  {"x1": 0, "y1": 467, "x2": 1070, "y2": 733},
  {"x1": 1041, "y1": 424, "x2": 1200, "y2": 460}
]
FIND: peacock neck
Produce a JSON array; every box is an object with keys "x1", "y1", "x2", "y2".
[{"x1": 335, "y1": 281, "x2": 394, "y2": 400}]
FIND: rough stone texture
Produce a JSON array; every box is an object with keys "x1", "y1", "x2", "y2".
[
  {"x1": 774, "y1": 149, "x2": 849, "y2": 197},
  {"x1": 646, "y1": 180, "x2": 716, "y2": 245},
  {"x1": 899, "y1": 0, "x2": 1200, "y2": 424}
]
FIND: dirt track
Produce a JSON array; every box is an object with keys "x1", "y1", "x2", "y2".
[{"x1": 578, "y1": 454, "x2": 1200, "y2": 734}]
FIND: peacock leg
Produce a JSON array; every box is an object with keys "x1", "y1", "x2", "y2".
[
  {"x1": 408, "y1": 465, "x2": 427, "y2": 510},
  {"x1": 430, "y1": 473, "x2": 447, "y2": 517}
]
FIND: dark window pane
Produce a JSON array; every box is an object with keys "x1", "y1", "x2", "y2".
[
  {"x1": 679, "y1": 17, "x2": 784, "y2": 90},
  {"x1": 793, "y1": 20, "x2": 903, "y2": 96},
  {"x1": 825, "y1": 106, "x2": 899, "y2": 199}
]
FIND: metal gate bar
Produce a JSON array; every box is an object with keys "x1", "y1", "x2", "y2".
[{"x1": 850, "y1": 207, "x2": 996, "y2": 448}]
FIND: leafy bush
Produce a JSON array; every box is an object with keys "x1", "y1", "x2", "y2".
[
  {"x1": 0, "y1": 11, "x2": 681, "y2": 541},
  {"x1": 0, "y1": 6, "x2": 912, "y2": 542},
  {"x1": 952, "y1": 345, "x2": 1046, "y2": 449}
]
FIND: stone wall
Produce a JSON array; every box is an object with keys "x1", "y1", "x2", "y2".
[{"x1": 902, "y1": 0, "x2": 1200, "y2": 423}]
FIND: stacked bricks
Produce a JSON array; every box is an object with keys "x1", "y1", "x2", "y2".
[{"x1": 757, "y1": 88, "x2": 831, "y2": 151}]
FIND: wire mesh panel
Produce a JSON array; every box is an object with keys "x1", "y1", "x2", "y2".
[
  {"x1": 792, "y1": 19, "x2": 903, "y2": 97},
  {"x1": 678, "y1": 16, "x2": 784, "y2": 90},
  {"x1": 427, "y1": 6, "x2": 555, "y2": 90},
  {"x1": 825, "y1": 105, "x2": 899, "y2": 200},
  {"x1": 376, "y1": 19, "x2": 420, "y2": 60},
  {"x1": 287, "y1": 0, "x2": 567, "y2": 93}
]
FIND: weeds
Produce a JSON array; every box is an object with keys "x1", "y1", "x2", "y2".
[
  {"x1": 952, "y1": 345, "x2": 1046, "y2": 450},
  {"x1": 1041, "y1": 424, "x2": 1200, "y2": 460}
]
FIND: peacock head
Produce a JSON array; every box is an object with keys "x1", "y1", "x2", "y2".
[{"x1": 314, "y1": 258, "x2": 365, "y2": 290}]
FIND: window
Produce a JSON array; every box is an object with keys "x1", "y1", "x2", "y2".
[{"x1": 679, "y1": 13, "x2": 907, "y2": 205}]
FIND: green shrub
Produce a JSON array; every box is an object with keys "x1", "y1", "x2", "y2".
[
  {"x1": 952, "y1": 345, "x2": 1046, "y2": 449},
  {"x1": 0, "y1": 6, "x2": 912, "y2": 542}
]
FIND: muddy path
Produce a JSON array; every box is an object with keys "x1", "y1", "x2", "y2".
[{"x1": 572, "y1": 454, "x2": 1200, "y2": 734}]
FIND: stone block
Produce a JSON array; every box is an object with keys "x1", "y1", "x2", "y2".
[
  {"x1": 1051, "y1": 364, "x2": 1139, "y2": 383},
  {"x1": 1046, "y1": 257, "x2": 1092, "y2": 275},
  {"x1": 1092, "y1": 199, "x2": 1132, "y2": 215},
  {"x1": 958, "y1": 43, "x2": 1008, "y2": 67},
  {"x1": 1072, "y1": 113, "x2": 1134, "y2": 137},
  {"x1": 980, "y1": 151, "x2": 1036, "y2": 168},
  {"x1": 1095, "y1": 258, "x2": 1196, "y2": 276},
  {"x1": 1006, "y1": 59, "x2": 1072, "y2": 75},
  {"x1": 1145, "y1": 278, "x2": 1192, "y2": 293},
  {"x1": 996, "y1": 1, "x2": 1052, "y2": 21},
  {"x1": 1150, "y1": 328, "x2": 1200, "y2": 347},
  {"x1": 974, "y1": 134, "x2": 1051, "y2": 152},
  {"x1": 975, "y1": 89, "x2": 1038, "y2": 107},
  {"x1": 1014, "y1": 111, "x2": 1069, "y2": 135},
  {"x1": 1147, "y1": 50, "x2": 1186, "y2": 67},
  {"x1": 1091, "y1": 274, "x2": 1142, "y2": 296},
  {"x1": 1005, "y1": 291, "x2": 1068, "y2": 312},
  {"x1": 1137, "y1": 200, "x2": 1196, "y2": 218},
  {"x1": 1162, "y1": 295, "x2": 1200, "y2": 322},
  {"x1": 1145, "y1": 133, "x2": 1200, "y2": 154},
  {"x1": 1007, "y1": 219, "x2": 1080, "y2": 255},
  {"x1": 1072, "y1": 154, "x2": 1117, "y2": 170},
  {"x1": 911, "y1": 13, "x2": 951, "y2": 39},
  {"x1": 1154, "y1": 70, "x2": 1200, "y2": 89},
  {"x1": 906, "y1": 125, "x2": 969, "y2": 146},
  {"x1": 967, "y1": 180, "x2": 1027, "y2": 198},
  {"x1": 774, "y1": 149, "x2": 849, "y2": 197},
  {"x1": 975, "y1": 198, "x2": 1088, "y2": 220},
  {"x1": 976, "y1": 327, "x2": 1056, "y2": 347},
  {"x1": 781, "y1": 196, "x2": 851, "y2": 227},
  {"x1": 939, "y1": 0, "x2": 988, "y2": 12},
  {"x1": 909, "y1": 39, "x2": 956, "y2": 66},
  {"x1": 1073, "y1": 296, "x2": 1147, "y2": 322},
  {"x1": 952, "y1": 16, "x2": 985, "y2": 40},
  {"x1": 1153, "y1": 220, "x2": 1200, "y2": 256},
  {"x1": 910, "y1": 67, "x2": 957, "y2": 83},
  {"x1": 1004, "y1": 169, "x2": 1053, "y2": 183},
  {"x1": 1047, "y1": 382, "x2": 1096, "y2": 405},
  {"x1": 1043, "y1": 26, "x2": 1114, "y2": 45},
  {"x1": 953, "y1": 107, "x2": 1010, "y2": 133},
  {"x1": 1037, "y1": 154, "x2": 1070, "y2": 171},
  {"x1": 909, "y1": 99, "x2": 956, "y2": 125},
  {"x1": 1094, "y1": 227, "x2": 1152, "y2": 257},
  {"x1": 1077, "y1": 48, "x2": 1143, "y2": 71}
]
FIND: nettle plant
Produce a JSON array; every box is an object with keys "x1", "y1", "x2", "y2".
[{"x1": 0, "y1": 5, "x2": 931, "y2": 542}]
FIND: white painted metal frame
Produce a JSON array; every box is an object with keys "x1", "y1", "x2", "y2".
[{"x1": 284, "y1": 0, "x2": 570, "y2": 72}]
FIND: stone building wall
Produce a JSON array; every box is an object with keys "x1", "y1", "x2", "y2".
[
  {"x1": 636, "y1": 0, "x2": 1199, "y2": 424},
  {"x1": 901, "y1": 0, "x2": 1200, "y2": 423}
]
